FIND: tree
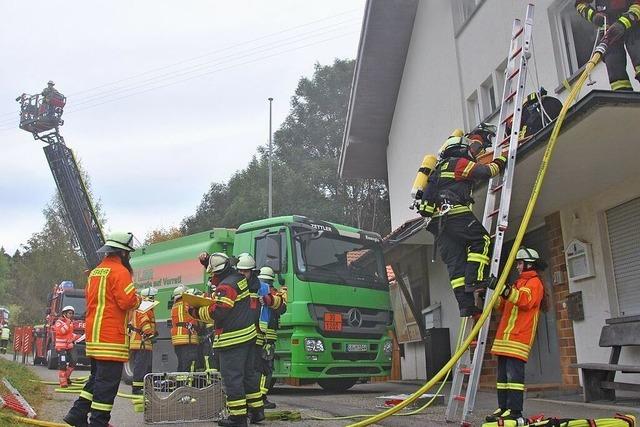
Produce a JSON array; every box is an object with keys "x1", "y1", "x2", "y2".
[
  {"x1": 144, "y1": 227, "x2": 184, "y2": 245},
  {"x1": 182, "y1": 59, "x2": 391, "y2": 236}
]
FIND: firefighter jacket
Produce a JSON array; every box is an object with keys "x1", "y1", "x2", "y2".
[
  {"x1": 576, "y1": 1, "x2": 640, "y2": 29},
  {"x1": 196, "y1": 270, "x2": 257, "y2": 350},
  {"x1": 129, "y1": 309, "x2": 156, "y2": 351},
  {"x1": 85, "y1": 255, "x2": 141, "y2": 362},
  {"x1": 419, "y1": 154, "x2": 506, "y2": 218},
  {"x1": 54, "y1": 317, "x2": 76, "y2": 351},
  {"x1": 490, "y1": 270, "x2": 544, "y2": 362},
  {"x1": 171, "y1": 299, "x2": 199, "y2": 346}
]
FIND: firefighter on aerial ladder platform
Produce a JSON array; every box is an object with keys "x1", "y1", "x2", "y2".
[
  {"x1": 416, "y1": 124, "x2": 507, "y2": 317},
  {"x1": 485, "y1": 247, "x2": 547, "y2": 424},
  {"x1": 576, "y1": 0, "x2": 640, "y2": 90}
]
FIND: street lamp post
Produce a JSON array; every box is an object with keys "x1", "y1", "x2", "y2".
[{"x1": 268, "y1": 97, "x2": 273, "y2": 218}]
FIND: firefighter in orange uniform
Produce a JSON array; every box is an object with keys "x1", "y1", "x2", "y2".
[
  {"x1": 485, "y1": 247, "x2": 547, "y2": 424},
  {"x1": 128, "y1": 287, "x2": 157, "y2": 395},
  {"x1": 63, "y1": 232, "x2": 141, "y2": 427},
  {"x1": 171, "y1": 285, "x2": 200, "y2": 372},
  {"x1": 54, "y1": 305, "x2": 78, "y2": 388}
]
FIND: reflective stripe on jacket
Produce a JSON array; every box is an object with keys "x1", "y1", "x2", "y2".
[
  {"x1": 129, "y1": 309, "x2": 155, "y2": 350},
  {"x1": 490, "y1": 270, "x2": 544, "y2": 362},
  {"x1": 54, "y1": 318, "x2": 75, "y2": 351},
  {"x1": 85, "y1": 255, "x2": 141, "y2": 362},
  {"x1": 171, "y1": 299, "x2": 199, "y2": 345}
]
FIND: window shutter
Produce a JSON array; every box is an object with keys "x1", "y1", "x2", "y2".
[{"x1": 606, "y1": 197, "x2": 640, "y2": 316}]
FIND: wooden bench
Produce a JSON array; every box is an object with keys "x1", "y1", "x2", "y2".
[{"x1": 572, "y1": 315, "x2": 640, "y2": 402}]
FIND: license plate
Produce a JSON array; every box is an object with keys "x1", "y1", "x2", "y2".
[
  {"x1": 346, "y1": 343, "x2": 368, "y2": 352},
  {"x1": 323, "y1": 312, "x2": 342, "y2": 332}
]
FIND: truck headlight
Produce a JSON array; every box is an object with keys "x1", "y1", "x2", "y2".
[
  {"x1": 383, "y1": 340, "x2": 393, "y2": 358},
  {"x1": 304, "y1": 338, "x2": 325, "y2": 353}
]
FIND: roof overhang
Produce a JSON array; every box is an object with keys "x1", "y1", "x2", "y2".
[
  {"x1": 384, "y1": 90, "x2": 640, "y2": 248},
  {"x1": 338, "y1": 0, "x2": 418, "y2": 180}
]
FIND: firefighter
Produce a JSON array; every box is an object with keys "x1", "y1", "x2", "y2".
[
  {"x1": 128, "y1": 287, "x2": 157, "y2": 395},
  {"x1": 171, "y1": 285, "x2": 200, "y2": 373},
  {"x1": 577, "y1": 0, "x2": 640, "y2": 91},
  {"x1": 64, "y1": 231, "x2": 141, "y2": 427},
  {"x1": 0, "y1": 323, "x2": 10, "y2": 354},
  {"x1": 191, "y1": 252, "x2": 261, "y2": 427},
  {"x1": 485, "y1": 247, "x2": 547, "y2": 424},
  {"x1": 54, "y1": 305, "x2": 78, "y2": 388},
  {"x1": 40, "y1": 80, "x2": 60, "y2": 118},
  {"x1": 417, "y1": 124, "x2": 506, "y2": 317},
  {"x1": 257, "y1": 266, "x2": 286, "y2": 409}
]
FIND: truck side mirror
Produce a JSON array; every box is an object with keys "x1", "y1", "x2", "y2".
[
  {"x1": 167, "y1": 299, "x2": 174, "y2": 310},
  {"x1": 277, "y1": 274, "x2": 285, "y2": 286}
]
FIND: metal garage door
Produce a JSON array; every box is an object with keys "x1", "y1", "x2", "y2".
[{"x1": 606, "y1": 197, "x2": 640, "y2": 316}]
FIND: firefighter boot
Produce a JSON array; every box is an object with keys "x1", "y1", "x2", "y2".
[
  {"x1": 66, "y1": 366, "x2": 75, "y2": 385},
  {"x1": 63, "y1": 413, "x2": 88, "y2": 427},
  {"x1": 217, "y1": 415, "x2": 248, "y2": 427},
  {"x1": 485, "y1": 408, "x2": 508, "y2": 422},
  {"x1": 263, "y1": 398, "x2": 276, "y2": 409},
  {"x1": 249, "y1": 408, "x2": 265, "y2": 424},
  {"x1": 465, "y1": 275, "x2": 497, "y2": 294},
  {"x1": 58, "y1": 370, "x2": 68, "y2": 388}
]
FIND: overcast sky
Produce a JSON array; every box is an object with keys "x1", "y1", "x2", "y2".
[{"x1": 0, "y1": 0, "x2": 365, "y2": 254}]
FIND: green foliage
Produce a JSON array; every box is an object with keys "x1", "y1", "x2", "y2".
[
  {"x1": 182, "y1": 59, "x2": 390, "y2": 236},
  {"x1": 0, "y1": 358, "x2": 45, "y2": 424}
]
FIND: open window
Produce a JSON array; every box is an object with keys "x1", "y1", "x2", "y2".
[{"x1": 255, "y1": 231, "x2": 287, "y2": 273}]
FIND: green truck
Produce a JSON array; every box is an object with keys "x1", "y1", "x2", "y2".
[{"x1": 128, "y1": 216, "x2": 393, "y2": 391}]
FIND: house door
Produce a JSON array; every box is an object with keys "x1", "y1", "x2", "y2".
[{"x1": 502, "y1": 226, "x2": 562, "y2": 384}]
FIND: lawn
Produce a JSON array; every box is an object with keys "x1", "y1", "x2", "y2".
[{"x1": 0, "y1": 357, "x2": 45, "y2": 426}]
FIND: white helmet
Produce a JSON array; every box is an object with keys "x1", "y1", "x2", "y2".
[
  {"x1": 516, "y1": 247, "x2": 540, "y2": 263},
  {"x1": 236, "y1": 253, "x2": 256, "y2": 270},
  {"x1": 62, "y1": 305, "x2": 75, "y2": 314},
  {"x1": 173, "y1": 285, "x2": 187, "y2": 300},
  {"x1": 258, "y1": 266, "x2": 275, "y2": 281},
  {"x1": 140, "y1": 287, "x2": 158, "y2": 298},
  {"x1": 208, "y1": 252, "x2": 230, "y2": 274},
  {"x1": 97, "y1": 231, "x2": 135, "y2": 253}
]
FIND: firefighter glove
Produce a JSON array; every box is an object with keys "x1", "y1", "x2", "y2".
[
  {"x1": 261, "y1": 293, "x2": 273, "y2": 307},
  {"x1": 593, "y1": 12, "x2": 606, "y2": 27},
  {"x1": 499, "y1": 282, "x2": 513, "y2": 299}
]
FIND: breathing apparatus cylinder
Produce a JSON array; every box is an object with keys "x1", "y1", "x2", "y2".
[{"x1": 410, "y1": 154, "x2": 438, "y2": 201}]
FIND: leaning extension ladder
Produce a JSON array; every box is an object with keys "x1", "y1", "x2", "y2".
[{"x1": 445, "y1": 4, "x2": 534, "y2": 426}]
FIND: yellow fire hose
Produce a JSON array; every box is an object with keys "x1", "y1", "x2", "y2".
[
  {"x1": 347, "y1": 51, "x2": 603, "y2": 427},
  {"x1": 8, "y1": 416, "x2": 69, "y2": 427}
]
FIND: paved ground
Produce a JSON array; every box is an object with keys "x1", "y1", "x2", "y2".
[{"x1": 5, "y1": 355, "x2": 639, "y2": 426}]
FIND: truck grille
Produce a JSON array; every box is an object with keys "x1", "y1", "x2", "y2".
[{"x1": 308, "y1": 304, "x2": 391, "y2": 339}]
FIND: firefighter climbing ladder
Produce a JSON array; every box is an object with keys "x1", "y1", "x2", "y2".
[{"x1": 445, "y1": 4, "x2": 534, "y2": 426}]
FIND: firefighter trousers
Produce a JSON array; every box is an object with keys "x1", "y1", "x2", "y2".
[
  {"x1": 497, "y1": 355, "x2": 525, "y2": 413},
  {"x1": 431, "y1": 212, "x2": 491, "y2": 313},
  {"x1": 131, "y1": 349, "x2": 152, "y2": 393},
  {"x1": 66, "y1": 358, "x2": 123, "y2": 427},
  {"x1": 218, "y1": 341, "x2": 263, "y2": 418},
  {"x1": 604, "y1": 26, "x2": 640, "y2": 91},
  {"x1": 174, "y1": 344, "x2": 198, "y2": 372},
  {"x1": 58, "y1": 349, "x2": 76, "y2": 370}
]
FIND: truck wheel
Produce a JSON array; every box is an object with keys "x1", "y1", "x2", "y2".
[
  {"x1": 317, "y1": 378, "x2": 358, "y2": 392},
  {"x1": 122, "y1": 351, "x2": 134, "y2": 385},
  {"x1": 46, "y1": 348, "x2": 58, "y2": 370}
]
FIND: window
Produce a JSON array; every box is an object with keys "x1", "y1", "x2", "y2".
[
  {"x1": 466, "y1": 91, "x2": 481, "y2": 130},
  {"x1": 255, "y1": 231, "x2": 287, "y2": 273},
  {"x1": 606, "y1": 197, "x2": 640, "y2": 316},
  {"x1": 452, "y1": 0, "x2": 485, "y2": 34},
  {"x1": 551, "y1": 0, "x2": 598, "y2": 82},
  {"x1": 481, "y1": 76, "x2": 497, "y2": 117}
]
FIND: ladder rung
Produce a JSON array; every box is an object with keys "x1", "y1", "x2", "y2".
[
  {"x1": 503, "y1": 90, "x2": 517, "y2": 103},
  {"x1": 498, "y1": 225, "x2": 507, "y2": 232},
  {"x1": 507, "y1": 67, "x2": 520, "y2": 80},
  {"x1": 510, "y1": 46, "x2": 522, "y2": 60},
  {"x1": 501, "y1": 112, "x2": 514, "y2": 125},
  {"x1": 459, "y1": 367, "x2": 471, "y2": 375},
  {"x1": 454, "y1": 395, "x2": 466, "y2": 402},
  {"x1": 462, "y1": 422, "x2": 473, "y2": 427},
  {"x1": 513, "y1": 27, "x2": 524, "y2": 40},
  {"x1": 500, "y1": 136, "x2": 511, "y2": 147},
  {"x1": 490, "y1": 184, "x2": 504, "y2": 193},
  {"x1": 470, "y1": 340, "x2": 478, "y2": 348},
  {"x1": 487, "y1": 209, "x2": 499, "y2": 218}
]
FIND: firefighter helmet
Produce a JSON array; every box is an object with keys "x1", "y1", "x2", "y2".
[
  {"x1": 258, "y1": 266, "x2": 275, "y2": 281},
  {"x1": 97, "y1": 231, "x2": 135, "y2": 253},
  {"x1": 516, "y1": 247, "x2": 540, "y2": 262},
  {"x1": 140, "y1": 287, "x2": 158, "y2": 298},
  {"x1": 172, "y1": 285, "x2": 187, "y2": 300},
  {"x1": 466, "y1": 122, "x2": 496, "y2": 149},
  {"x1": 48, "y1": 80, "x2": 55, "y2": 86},
  {"x1": 208, "y1": 252, "x2": 230, "y2": 274},
  {"x1": 61, "y1": 305, "x2": 75, "y2": 314},
  {"x1": 236, "y1": 253, "x2": 256, "y2": 270}
]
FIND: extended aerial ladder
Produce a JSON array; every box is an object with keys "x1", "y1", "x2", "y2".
[
  {"x1": 16, "y1": 88, "x2": 105, "y2": 270},
  {"x1": 445, "y1": 4, "x2": 535, "y2": 426}
]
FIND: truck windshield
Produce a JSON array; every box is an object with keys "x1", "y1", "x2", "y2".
[
  {"x1": 292, "y1": 227, "x2": 388, "y2": 289},
  {"x1": 62, "y1": 295, "x2": 86, "y2": 318}
]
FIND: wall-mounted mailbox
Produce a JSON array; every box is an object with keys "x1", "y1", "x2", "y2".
[{"x1": 565, "y1": 239, "x2": 595, "y2": 281}]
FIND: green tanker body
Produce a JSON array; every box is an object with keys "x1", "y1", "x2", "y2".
[{"x1": 127, "y1": 228, "x2": 234, "y2": 379}]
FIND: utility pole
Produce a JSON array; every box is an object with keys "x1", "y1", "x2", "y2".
[{"x1": 268, "y1": 97, "x2": 273, "y2": 218}]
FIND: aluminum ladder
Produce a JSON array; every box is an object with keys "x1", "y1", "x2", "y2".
[{"x1": 445, "y1": 4, "x2": 534, "y2": 425}]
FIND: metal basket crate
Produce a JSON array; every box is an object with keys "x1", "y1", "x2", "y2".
[{"x1": 143, "y1": 371, "x2": 225, "y2": 424}]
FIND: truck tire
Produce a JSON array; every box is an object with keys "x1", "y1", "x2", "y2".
[
  {"x1": 122, "y1": 351, "x2": 134, "y2": 385},
  {"x1": 317, "y1": 378, "x2": 358, "y2": 392},
  {"x1": 46, "y1": 347, "x2": 58, "y2": 370}
]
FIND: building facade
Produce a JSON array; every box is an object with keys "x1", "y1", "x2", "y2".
[{"x1": 341, "y1": 0, "x2": 640, "y2": 390}]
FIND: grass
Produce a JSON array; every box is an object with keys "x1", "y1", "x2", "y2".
[{"x1": 0, "y1": 358, "x2": 45, "y2": 426}]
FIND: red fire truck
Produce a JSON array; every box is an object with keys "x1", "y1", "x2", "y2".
[{"x1": 32, "y1": 281, "x2": 89, "y2": 369}]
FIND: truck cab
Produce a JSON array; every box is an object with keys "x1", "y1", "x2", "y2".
[{"x1": 234, "y1": 215, "x2": 393, "y2": 391}]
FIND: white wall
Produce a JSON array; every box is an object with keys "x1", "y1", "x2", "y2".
[{"x1": 560, "y1": 174, "x2": 640, "y2": 385}]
